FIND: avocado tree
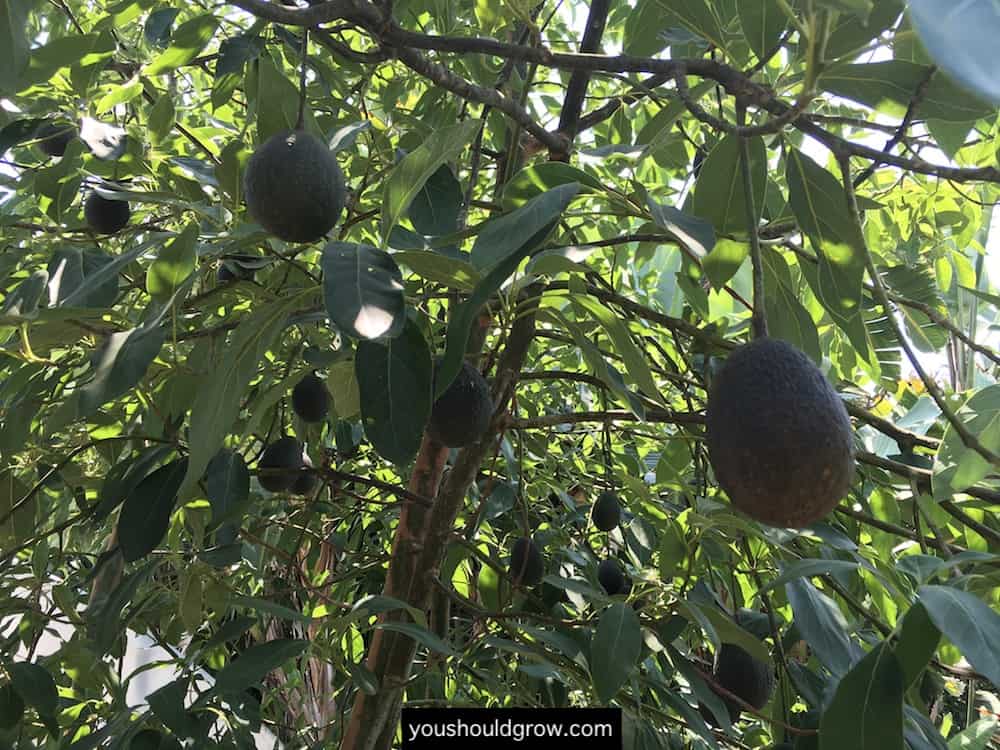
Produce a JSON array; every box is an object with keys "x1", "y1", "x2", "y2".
[{"x1": 2, "y1": 0, "x2": 1000, "y2": 748}]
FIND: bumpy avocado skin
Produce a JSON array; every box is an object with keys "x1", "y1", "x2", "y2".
[
  {"x1": 244, "y1": 129, "x2": 346, "y2": 243},
  {"x1": 597, "y1": 558, "x2": 625, "y2": 595},
  {"x1": 591, "y1": 490, "x2": 621, "y2": 531},
  {"x1": 715, "y1": 643, "x2": 775, "y2": 712},
  {"x1": 292, "y1": 373, "x2": 330, "y2": 423},
  {"x1": 706, "y1": 337, "x2": 854, "y2": 528},
  {"x1": 84, "y1": 192, "x2": 131, "y2": 235},
  {"x1": 509, "y1": 537, "x2": 544, "y2": 586},
  {"x1": 428, "y1": 361, "x2": 493, "y2": 447},
  {"x1": 258, "y1": 436, "x2": 304, "y2": 492}
]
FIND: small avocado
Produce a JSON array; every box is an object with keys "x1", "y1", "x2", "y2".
[
  {"x1": 36, "y1": 121, "x2": 77, "y2": 157},
  {"x1": 292, "y1": 373, "x2": 330, "y2": 423},
  {"x1": 243, "y1": 129, "x2": 346, "y2": 243},
  {"x1": 258, "y1": 436, "x2": 304, "y2": 492},
  {"x1": 591, "y1": 490, "x2": 621, "y2": 531},
  {"x1": 597, "y1": 558, "x2": 626, "y2": 595},
  {"x1": 509, "y1": 537, "x2": 544, "y2": 586},
  {"x1": 428, "y1": 361, "x2": 493, "y2": 448},
  {"x1": 706, "y1": 337, "x2": 855, "y2": 528},
  {"x1": 84, "y1": 191, "x2": 131, "y2": 235},
  {"x1": 714, "y1": 643, "x2": 775, "y2": 713}
]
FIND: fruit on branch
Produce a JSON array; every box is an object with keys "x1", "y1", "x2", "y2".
[
  {"x1": 243, "y1": 129, "x2": 346, "y2": 243},
  {"x1": 705, "y1": 337, "x2": 854, "y2": 528},
  {"x1": 714, "y1": 643, "x2": 775, "y2": 717},
  {"x1": 591, "y1": 489, "x2": 621, "y2": 531},
  {"x1": 291, "y1": 372, "x2": 330, "y2": 423},
  {"x1": 36, "y1": 120, "x2": 77, "y2": 157},
  {"x1": 257, "y1": 435, "x2": 305, "y2": 492},
  {"x1": 428, "y1": 360, "x2": 493, "y2": 447},
  {"x1": 0, "y1": 683, "x2": 24, "y2": 730},
  {"x1": 84, "y1": 190, "x2": 131, "y2": 235},
  {"x1": 597, "y1": 558, "x2": 626, "y2": 595},
  {"x1": 509, "y1": 537, "x2": 544, "y2": 586}
]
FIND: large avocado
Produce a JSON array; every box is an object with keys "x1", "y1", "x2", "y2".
[
  {"x1": 257, "y1": 436, "x2": 305, "y2": 492},
  {"x1": 244, "y1": 129, "x2": 346, "y2": 243},
  {"x1": 705, "y1": 337, "x2": 854, "y2": 528},
  {"x1": 715, "y1": 643, "x2": 775, "y2": 713},
  {"x1": 428, "y1": 361, "x2": 493, "y2": 448},
  {"x1": 84, "y1": 191, "x2": 131, "y2": 235},
  {"x1": 591, "y1": 489, "x2": 621, "y2": 531},
  {"x1": 509, "y1": 537, "x2": 544, "y2": 586}
]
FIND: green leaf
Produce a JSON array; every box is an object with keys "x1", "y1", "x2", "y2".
[
  {"x1": 88, "y1": 561, "x2": 159, "y2": 655},
  {"x1": 703, "y1": 238, "x2": 748, "y2": 290},
  {"x1": 205, "y1": 449, "x2": 249, "y2": 526},
  {"x1": 212, "y1": 639, "x2": 308, "y2": 694},
  {"x1": 0, "y1": 0, "x2": 30, "y2": 94},
  {"x1": 408, "y1": 164, "x2": 463, "y2": 236},
  {"x1": 380, "y1": 119, "x2": 481, "y2": 245},
  {"x1": 819, "y1": 642, "x2": 904, "y2": 750},
  {"x1": 590, "y1": 603, "x2": 641, "y2": 704},
  {"x1": 786, "y1": 578, "x2": 854, "y2": 677},
  {"x1": 470, "y1": 182, "x2": 579, "y2": 271},
  {"x1": 147, "y1": 223, "x2": 198, "y2": 302},
  {"x1": 78, "y1": 326, "x2": 166, "y2": 417},
  {"x1": 147, "y1": 93, "x2": 175, "y2": 144},
  {"x1": 212, "y1": 34, "x2": 263, "y2": 109},
  {"x1": 355, "y1": 317, "x2": 432, "y2": 465},
  {"x1": 144, "y1": 8, "x2": 181, "y2": 47},
  {"x1": 624, "y1": 0, "x2": 670, "y2": 56},
  {"x1": 182, "y1": 293, "x2": 304, "y2": 494},
  {"x1": 654, "y1": 0, "x2": 727, "y2": 52},
  {"x1": 374, "y1": 622, "x2": 457, "y2": 656},
  {"x1": 147, "y1": 679, "x2": 197, "y2": 738},
  {"x1": 738, "y1": 0, "x2": 787, "y2": 61},
  {"x1": 118, "y1": 458, "x2": 188, "y2": 562},
  {"x1": 759, "y1": 559, "x2": 861, "y2": 595},
  {"x1": 699, "y1": 608, "x2": 770, "y2": 663},
  {"x1": 947, "y1": 718, "x2": 1000, "y2": 750},
  {"x1": 691, "y1": 134, "x2": 766, "y2": 236},
  {"x1": 646, "y1": 197, "x2": 716, "y2": 258},
  {"x1": 94, "y1": 445, "x2": 175, "y2": 522},
  {"x1": 932, "y1": 385, "x2": 1000, "y2": 498},
  {"x1": 393, "y1": 250, "x2": 481, "y2": 291},
  {"x1": 918, "y1": 585, "x2": 1000, "y2": 688},
  {"x1": 907, "y1": 0, "x2": 1000, "y2": 106},
  {"x1": 813, "y1": 0, "x2": 872, "y2": 18},
  {"x1": 95, "y1": 77, "x2": 144, "y2": 114},
  {"x1": 825, "y1": 0, "x2": 902, "y2": 60},
  {"x1": 321, "y1": 242, "x2": 406, "y2": 340},
  {"x1": 785, "y1": 148, "x2": 870, "y2": 362},
  {"x1": 9, "y1": 663, "x2": 58, "y2": 717},
  {"x1": 501, "y1": 163, "x2": 601, "y2": 210},
  {"x1": 0, "y1": 683, "x2": 24, "y2": 729},
  {"x1": 761, "y1": 248, "x2": 821, "y2": 363},
  {"x1": 230, "y1": 595, "x2": 314, "y2": 623},
  {"x1": 894, "y1": 603, "x2": 940, "y2": 691},
  {"x1": 145, "y1": 14, "x2": 220, "y2": 76}
]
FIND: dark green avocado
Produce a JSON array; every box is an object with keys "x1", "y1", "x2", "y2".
[
  {"x1": 258, "y1": 436, "x2": 304, "y2": 492},
  {"x1": 428, "y1": 361, "x2": 493, "y2": 448},
  {"x1": 244, "y1": 129, "x2": 346, "y2": 243},
  {"x1": 715, "y1": 643, "x2": 775, "y2": 713},
  {"x1": 705, "y1": 336, "x2": 855, "y2": 528},
  {"x1": 292, "y1": 373, "x2": 330, "y2": 423},
  {"x1": 597, "y1": 558, "x2": 626, "y2": 595},
  {"x1": 84, "y1": 191, "x2": 131, "y2": 235},
  {"x1": 509, "y1": 537, "x2": 544, "y2": 586},
  {"x1": 591, "y1": 489, "x2": 621, "y2": 531}
]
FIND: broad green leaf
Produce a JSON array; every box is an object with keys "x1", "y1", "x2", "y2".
[
  {"x1": 230, "y1": 595, "x2": 314, "y2": 623},
  {"x1": 375, "y1": 621, "x2": 457, "y2": 656},
  {"x1": 118, "y1": 458, "x2": 188, "y2": 562},
  {"x1": 894, "y1": 603, "x2": 940, "y2": 691},
  {"x1": 146, "y1": 14, "x2": 220, "y2": 76},
  {"x1": 0, "y1": 0, "x2": 29, "y2": 94},
  {"x1": 94, "y1": 445, "x2": 175, "y2": 522},
  {"x1": 786, "y1": 578, "x2": 854, "y2": 677},
  {"x1": 212, "y1": 639, "x2": 308, "y2": 694},
  {"x1": 95, "y1": 77, "x2": 143, "y2": 114},
  {"x1": 9, "y1": 662, "x2": 58, "y2": 717},
  {"x1": 501, "y1": 163, "x2": 601, "y2": 210},
  {"x1": 932, "y1": 385, "x2": 1000, "y2": 498},
  {"x1": 205, "y1": 449, "x2": 249, "y2": 526},
  {"x1": 393, "y1": 250, "x2": 481, "y2": 291},
  {"x1": 919, "y1": 585, "x2": 1000, "y2": 688},
  {"x1": 408, "y1": 164, "x2": 462, "y2": 236},
  {"x1": 761, "y1": 248, "x2": 821, "y2": 363},
  {"x1": 646, "y1": 197, "x2": 716, "y2": 258},
  {"x1": 470, "y1": 182, "x2": 579, "y2": 271},
  {"x1": 88, "y1": 561, "x2": 159, "y2": 655},
  {"x1": 78, "y1": 326, "x2": 167, "y2": 417},
  {"x1": 654, "y1": 0, "x2": 727, "y2": 52},
  {"x1": 47, "y1": 248, "x2": 118, "y2": 309},
  {"x1": 813, "y1": 0, "x2": 871, "y2": 18},
  {"x1": 182, "y1": 293, "x2": 305, "y2": 494},
  {"x1": 380, "y1": 119, "x2": 481, "y2": 244},
  {"x1": 147, "y1": 679, "x2": 197, "y2": 738},
  {"x1": 759, "y1": 559, "x2": 860, "y2": 594},
  {"x1": 147, "y1": 223, "x2": 198, "y2": 302},
  {"x1": 819, "y1": 642, "x2": 904, "y2": 750},
  {"x1": 355, "y1": 318, "x2": 432, "y2": 465},
  {"x1": 703, "y1": 238, "x2": 748, "y2": 290},
  {"x1": 625, "y1": 0, "x2": 671, "y2": 56},
  {"x1": 825, "y1": 0, "x2": 901, "y2": 60},
  {"x1": 738, "y1": 0, "x2": 787, "y2": 61},
  {"x1": 691, "y1": 134, "x2": 767, "y2": 236},
  {"x1": 948, "y1": 718, "x2": 1000, "y2": 750},
  {"x1": 699, "y1": 608, "x2": 770, "y2": 663},
  {"x1": 212, "y1": 34, "x2": 263, "y2": 109},
  {"x1": 321, "y1": 242, "x2": 406, "y2": 340},
  {"x1": 144, "y1": 8, "x2": 181, "y2": 47},
  {"x1": 590, "y1": 603, "x2": 641, "y2": 703},
  {"x1": 908, "y1": 0, "x2": 1000, "y2": 106},
  {"x1": 785, "y1": 148, "x2": 870, "y2": 362}
]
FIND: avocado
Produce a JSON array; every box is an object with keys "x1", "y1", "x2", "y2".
[
  {"x1": 84, "y1": 191, "x2": 131, "y2": 235},
  {"x1": 292, "y1": 373, "x2": 330, "y2": 423},
  {"x1": 129, "y1": 729, "x2": 163, "y2": 750},
  {"x1": 714, "y1": 643, "x2": 775, "y2": 714},
  {"x1": 36, "y1": 120, "x2": 77, "y2": 157},
  {"x1": 597, "y1": 558, "x2": 626, "y2": 595},
  {"x1": 509, "y1": 537, "x2": 544, "y2": 586},
  {"x1": 257, "y1": 436, "x2": 304, "y2": 492},
  {"x1": 591, "y1": 490, "x2": 621, "y2": 531},
  {"x1": 292, "y1": 469, "x2": 318, "y2": 496},
  {"x1": 428, "y1": 361, "x2": 493, "y2": 448},
  {"x1": 243, "y1": 129, "x2": 346, "y2": 243},
  {"x1": 705, "y1": 337, "x2": 855, "y2": 528},
  {"x1": 0, "y1": 683, "x2": 24, "y2": 729}
]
